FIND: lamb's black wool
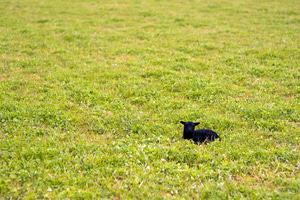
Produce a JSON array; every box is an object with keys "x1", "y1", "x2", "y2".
[{"x1": 180, "y1": 121, "x2": 221, "y2": 144}]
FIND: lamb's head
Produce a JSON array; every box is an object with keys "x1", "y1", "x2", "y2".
[{"x1": 180, "y1": 121, "x2": 200, "y2": 139}]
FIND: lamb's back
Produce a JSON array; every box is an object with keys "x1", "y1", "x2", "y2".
[{"x1": 193, "y1": 129, "x2": 220, "y2": 144}]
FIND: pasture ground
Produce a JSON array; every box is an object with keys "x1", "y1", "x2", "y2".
[{"x1": 0, "y1": 0, "x2": 299, "y2": 199}]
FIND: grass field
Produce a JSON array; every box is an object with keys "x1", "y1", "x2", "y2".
[{"x1": 0, "y1": 0, "x2": 299, "y2": 199}]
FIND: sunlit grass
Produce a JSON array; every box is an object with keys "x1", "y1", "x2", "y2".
[{"x1": 0, "y1": 0, "x2": 299, "y2": 199}]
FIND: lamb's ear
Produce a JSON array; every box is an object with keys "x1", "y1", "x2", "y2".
[
  {"x1": 180, "y1": 121, "x2": 185, "y2": 125},
  {"x1": 194, "y1": 122, "x2": 200, "y2": 126}
]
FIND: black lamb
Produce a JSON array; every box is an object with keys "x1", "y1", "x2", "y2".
[{"x1": 180, "y1": 121, "x2": 221, "y2": 144}]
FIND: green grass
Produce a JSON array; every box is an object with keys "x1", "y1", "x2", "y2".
[{"x1": 0, "y1": 0, "x2": 299, "y2": 199}]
